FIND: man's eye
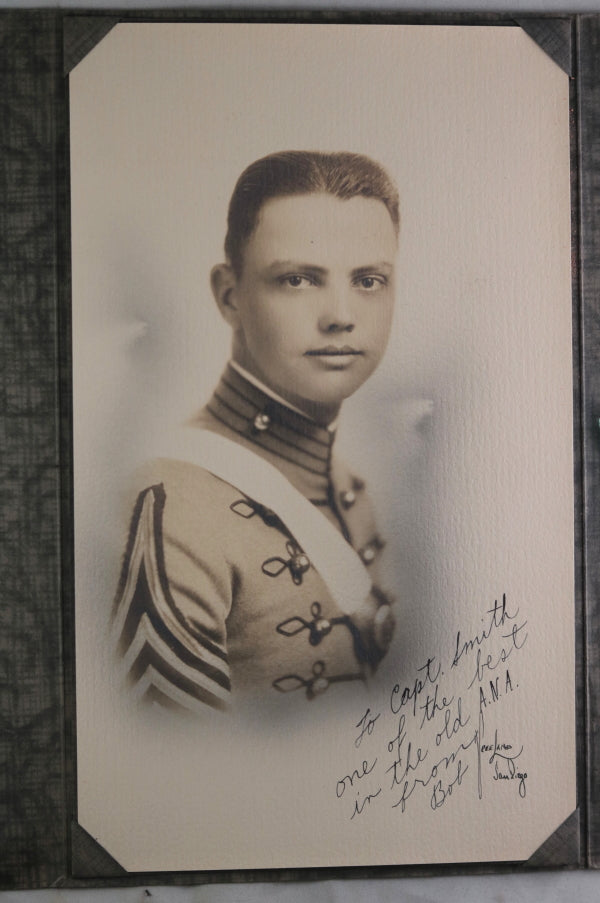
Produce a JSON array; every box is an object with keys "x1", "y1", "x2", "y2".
[
  {"x1": 355, "y1": 275, "x2": 386, "y2": 290},
  {"x1": 280, "y1": 274, "x2": 314, "y2": 288}
]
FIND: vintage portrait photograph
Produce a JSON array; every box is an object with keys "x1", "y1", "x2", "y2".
[{"x1": 69, "y1": 21, "x2": 576, "y2": 873}]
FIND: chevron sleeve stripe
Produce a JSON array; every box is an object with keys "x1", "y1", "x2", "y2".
[{"x1": 112, "y1": 485, "x2": 231, "y2": 713}]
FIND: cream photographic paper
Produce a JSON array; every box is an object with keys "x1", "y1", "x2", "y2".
[{"x1": 71, "y1": 22, "x2": 575, "y2": 870}]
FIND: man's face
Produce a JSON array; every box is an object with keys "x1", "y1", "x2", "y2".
[{"x1": 223, "y1": 192, "x2": 397, "y2": 423}]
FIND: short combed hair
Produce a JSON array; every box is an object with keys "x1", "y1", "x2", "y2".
[{"x1": 224, "y1": 150, "x2": 400, "y2": 276}]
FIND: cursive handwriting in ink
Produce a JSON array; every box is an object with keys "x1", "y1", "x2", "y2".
[
  {"x1": 435, "y1": 696, "x2": 470, "y2": 747},
  {"x1": 492, "y1": 763, "x2": 528, "y2": 798},
  {"x1": 389, "y1": 705, "x2": 485, "y2": 812},
  {"x1": 336, "y1": 594, "x2": 529, "y2": 821},
  {"x1": 390, "y1": 726, "x2": 480, "y2": 813},
  {"x1": 419, "y1": 684, "x2": 454, "y2": 730},
  {"x1": 350, "y1": 787, "x2": 383, "y2": 819},
  {"x1": 466, "y1": 620, "x2": 528, "y2": 689},
  {"x1": 390, "y1": 657, "x2": 442, "y2": 717},
  {"x1": 354, "y1": 708, "x2": 381, "y2": 748},
  {"x1": 386, "y1": 713, "x2": 428, "y2": 787},
  {"x1": 476, "y1": 709, "x2": 484, "y2": 799},
  {"x1": 483, "y1": 730, "x2": 523, "y2": 770},
  {"x1": 430, "y1": 758, "x2": 469, "y2": 810},
  {"x1": 479, "y1": 670, "x2": 516, "y2": 711},
  {"x1": 451, "y1": 594, "x2": 517, "y2": 670},
  {"x1": 336, "y1": 758, "x2": 378, "y2": 799},
  {"x1": 482, "y1": 729, "x2": 527, "y2": 797}
]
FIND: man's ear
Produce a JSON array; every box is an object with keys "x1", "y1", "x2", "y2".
[{"x1": 210, "y1": 263, "x2": 240, "y2": 328}]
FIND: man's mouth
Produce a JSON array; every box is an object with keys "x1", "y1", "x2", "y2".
[{"x1": 305, "y1": 346, "x2": 364, "y2": 356}]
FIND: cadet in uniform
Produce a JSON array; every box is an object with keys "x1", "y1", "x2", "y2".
[{"x1": 112, "y1": 151, "x2": 399, "y2": 714}]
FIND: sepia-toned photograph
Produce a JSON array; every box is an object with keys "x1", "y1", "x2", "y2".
[
  {"x1": 111, "y1": 149, "x2": 400, "y2": 713},
  {"x1": 70, "y1": 21, "x2": 576, "y2": 873}
]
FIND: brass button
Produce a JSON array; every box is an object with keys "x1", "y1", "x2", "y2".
[
  {"x1": 340, "y1": 489, "x2": 356, "y2": 509},
  {"x1": 253, "y1": 412, "x2": 271, "y2": 431},
  {"x1": 312, "y1": 676, "x2": 329, "y2": 694},
  {"x1": 314, "y1": 618, "x2": 331, "y2": 636},
  {"x1": 361, "y1": 545, "x2": 376, "y2": 564},
  {"x1": 290, "y1": 553, "x2": 310, "y2": 575}
]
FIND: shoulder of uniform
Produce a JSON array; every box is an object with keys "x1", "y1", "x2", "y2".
[
  {"x1": 118, "y1": 458, "x2": 250, "y2": 548},
  {"x1": 132, "y1": 457, "x2": 241, "y2": 501}
]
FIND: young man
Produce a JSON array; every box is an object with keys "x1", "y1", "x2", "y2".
[{"x1": 112, "y1": 151, "x2": 399, "y2": 713}]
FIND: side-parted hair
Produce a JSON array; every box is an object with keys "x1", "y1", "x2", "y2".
[{"x1": 224, "y1": 150, "x2": 400, "y2": 276}]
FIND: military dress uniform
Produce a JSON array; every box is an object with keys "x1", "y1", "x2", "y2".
[{"x1": 112, "y1": 363, "x2": 395, "y2": 714}]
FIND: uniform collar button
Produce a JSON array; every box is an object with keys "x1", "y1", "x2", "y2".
[{"x1": 253, "y1": 412, "x2": 271, "y2": 431}]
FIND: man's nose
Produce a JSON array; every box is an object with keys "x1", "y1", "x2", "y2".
[{"x1": 318, "y1": 285, "x2": 355, "y2": 333}]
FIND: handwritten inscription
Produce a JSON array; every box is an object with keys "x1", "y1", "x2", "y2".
[
  {"x1": 354, "y1": 709, "x2": 380, "y2": 748},
  {"x1": 336, "y1": 758, "x2": 378, "y2": 798},
  {"x1": 335, "y1": 594, "x2": 528, "y2": 820}
]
